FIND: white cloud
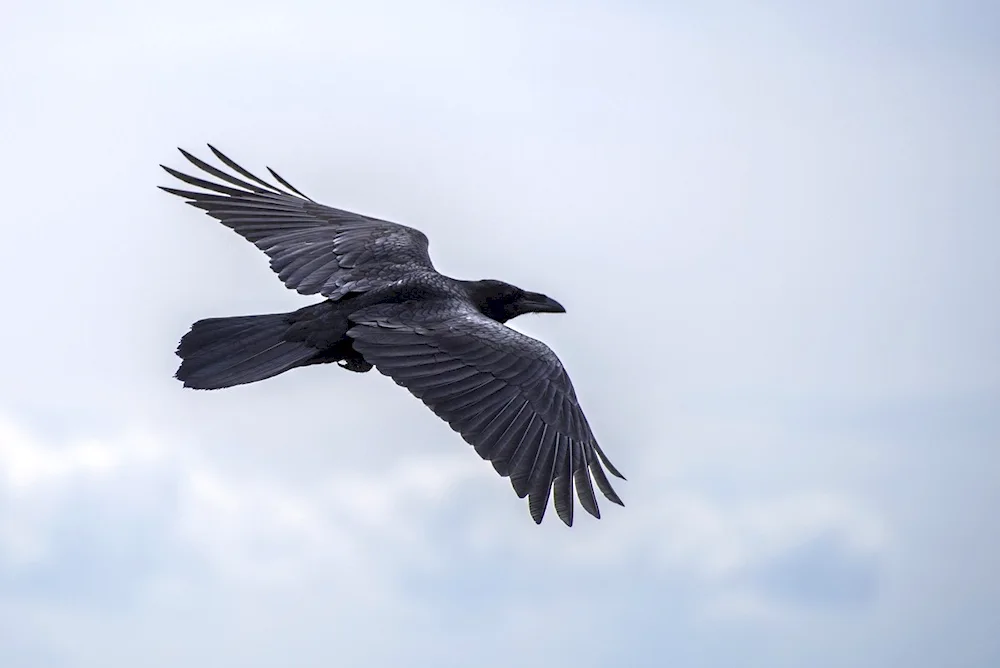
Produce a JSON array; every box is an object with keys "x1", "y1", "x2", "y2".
[
  {"x1": 0, "y1": 411, "x2": 886, "y2": 624},
  {"x1": 0, "y1": 421, "x2": 162, "y2": 491}
]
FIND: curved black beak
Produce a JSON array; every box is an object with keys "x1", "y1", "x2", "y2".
[{"x1": 521, "y1": 291, "x2": 566, "y2": 314}]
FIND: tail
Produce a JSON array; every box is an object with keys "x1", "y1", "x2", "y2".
[{"x1": 175, "y1": 313, "x2": 316, "y2": 390}]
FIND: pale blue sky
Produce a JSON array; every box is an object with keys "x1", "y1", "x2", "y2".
[{"x1": 1, "y1": 1, "x2": 997, "y2": 666}]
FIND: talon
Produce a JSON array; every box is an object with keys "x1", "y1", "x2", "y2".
[{"x1": 339, "y1": 357, "x2": 373, "y2": 373}]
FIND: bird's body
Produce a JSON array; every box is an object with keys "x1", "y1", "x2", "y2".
[{"x1": 161, "y1": 146, "x2": 624, "y2": 526}]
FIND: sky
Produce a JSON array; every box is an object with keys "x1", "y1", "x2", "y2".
[{"x1": 1, "y1": 0, "x2": 998, "y2": 666}]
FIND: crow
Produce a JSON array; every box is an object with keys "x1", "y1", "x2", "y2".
[{"x1": 160, "y1": 146, "x2": 624, "y2": 526}]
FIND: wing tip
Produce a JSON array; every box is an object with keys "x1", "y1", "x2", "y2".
[
  {"x1": 553, "y1": 475, "x2": 574, "y2": 527},
  {"x1": 205, "y1": 143, "x2": 230, "y2": 163},
  {"x1": 160, "y1": 163, "x2": 183, "y2": 178},
  {"x1": 593, "y1": 442, "x2": 626, "y2": 480}
]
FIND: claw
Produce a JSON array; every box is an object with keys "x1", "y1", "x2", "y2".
[{"x1": 338, "y1": 358, "x2": 373, "y2": 373}]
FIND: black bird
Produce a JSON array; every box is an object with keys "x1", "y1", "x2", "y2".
[{"x1": 160, "y1": 146, "x2": 624, "y2": 526}]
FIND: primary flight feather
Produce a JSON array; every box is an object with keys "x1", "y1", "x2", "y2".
[{"x1": 161, "y1": 146, "x2": 625, "y2": 526}]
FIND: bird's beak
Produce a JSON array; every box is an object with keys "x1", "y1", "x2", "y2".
[{"x1": 522, "y1": 292, "x2": 566, "y2": 314}]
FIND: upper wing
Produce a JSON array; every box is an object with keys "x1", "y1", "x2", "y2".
[
  {"x1": 347, "y1": 303, "x2": 625, "y2": 527},
  {"x1": 160, "y1": 146, "x2": 436, "y2": 300}
]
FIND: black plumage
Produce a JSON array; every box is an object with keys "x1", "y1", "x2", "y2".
[{"x1": 161, "y1": 146, "x2": 625, "y2": 526}]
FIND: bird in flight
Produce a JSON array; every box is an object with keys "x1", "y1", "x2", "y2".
[{"x1": 160, "y1": 146, "x2": 625, "y2": 526}]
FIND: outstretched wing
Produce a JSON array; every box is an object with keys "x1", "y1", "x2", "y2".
[
  {"x1": 160, "y1": 146, "x2": 436, "y2": 300},
  {"x1": 347, "y1": 303, "x2": 625, "y2": 527}
]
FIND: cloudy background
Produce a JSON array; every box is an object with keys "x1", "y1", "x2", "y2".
[{"x1": 1, "y1": 0, "x2": 998, "y2": 666}]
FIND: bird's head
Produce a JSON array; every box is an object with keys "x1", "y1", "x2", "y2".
[{"x1": 464, "y1": 279, "x2": 566, "y2": 324}]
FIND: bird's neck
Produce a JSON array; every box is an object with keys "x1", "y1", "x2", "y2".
[{"x1": 457, "y1": 279, "x2": 512, "y2": 323}]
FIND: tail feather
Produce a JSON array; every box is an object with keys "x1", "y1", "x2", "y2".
[{"x1": 176, "y1": 313, "x2": 315, "y2": 390}]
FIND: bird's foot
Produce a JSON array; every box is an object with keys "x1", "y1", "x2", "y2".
[{"x1": 338, "y1": 357, "x2": 373, "y2": 373}]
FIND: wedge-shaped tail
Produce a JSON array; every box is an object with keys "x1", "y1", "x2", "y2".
[{"x1": 176, "y1": 313, "x2": 315, "y2": 390}]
